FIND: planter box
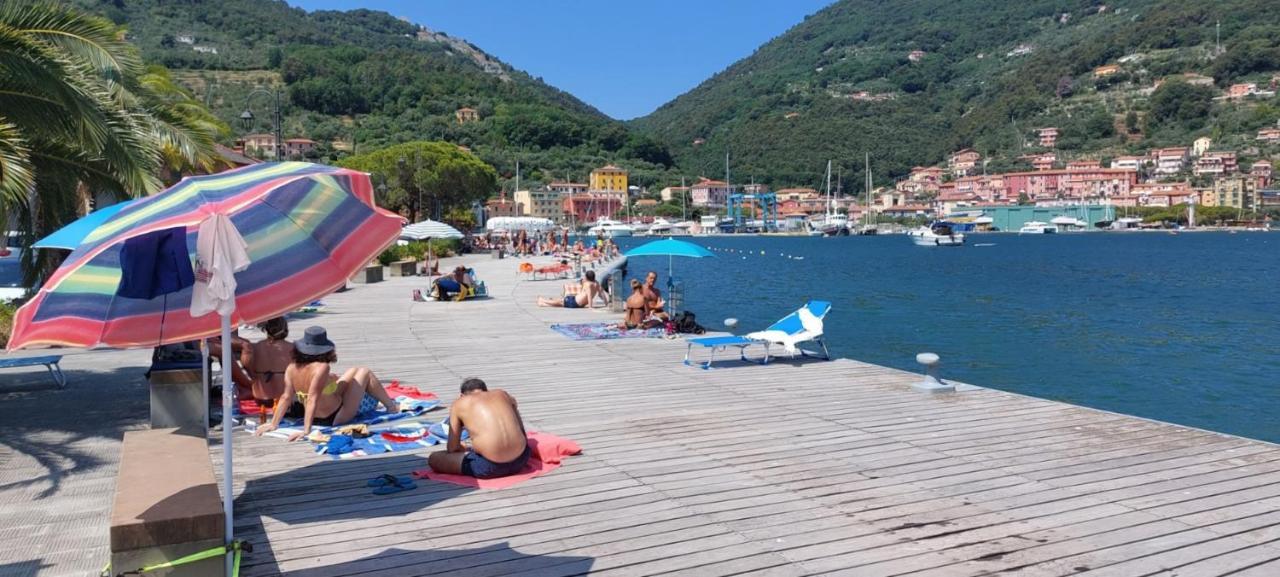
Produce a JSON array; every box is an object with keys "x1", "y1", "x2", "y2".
[
  {"x1": 387, "y1": 259, "x2": 417, "y2": 277},
  {"x1": 351, "y1": 265, "x2": 383, "y2": 284}
]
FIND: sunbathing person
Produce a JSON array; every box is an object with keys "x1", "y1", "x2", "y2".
[
  {"x1": 641, "y1": 271, "x2": 670, "y2": 321},
  {"x1": 537, "y1": 270, "x2": 609, "y2": 308},
  {"x1": 428, "y1": 378, "x2": 530, "y2": 479},
  {"x1": 619, "y1": 279, "x2": 663, "y2": 330},
  {"x1": 209, "y1": 331, "x2": 254, "y2": 401},
  {"x1": 432, "y1": 266, "x2": 473, "y2": 301},
  {"x1": 255, "y1": 326, "x2": 398, "y2": 442},
  {"x1": 247, "y1": 317, "x2": 292, "y2": 414}
]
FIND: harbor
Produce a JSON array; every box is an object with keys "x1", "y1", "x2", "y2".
[{"x1": 6, "y1": 252, "x2": 1280, "y2": 576}]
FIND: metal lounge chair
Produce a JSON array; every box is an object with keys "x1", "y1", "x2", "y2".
[{"x1": 683, "y1": 300, "x2": 832, "y2": 369}]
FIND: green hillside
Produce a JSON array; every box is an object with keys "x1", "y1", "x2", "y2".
[
  {"x1": 633, "y1": 0, "x2": 1280, "y2": 189},
  {"x1": 72, "y1": 0, "x2": 677, "y2": 190}
]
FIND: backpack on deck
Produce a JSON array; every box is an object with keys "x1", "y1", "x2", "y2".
[{"x1": 671, "y1": 311, "x2": 706, "y2": 335}]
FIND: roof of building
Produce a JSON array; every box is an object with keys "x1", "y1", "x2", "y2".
[
  {"x1": 284, "y1": 138, "x2": 316, "y2": 144},
  {"x1": 214, "y1": 144, "x2": 258, "y2": 167}
]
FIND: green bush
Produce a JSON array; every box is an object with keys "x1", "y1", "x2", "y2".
[
  {"x1": 376, "y1": 239, "x2": 461, "y2": 266},
  {"x1": 0, "y1": 300, "x2": 14, "y2": 348}
]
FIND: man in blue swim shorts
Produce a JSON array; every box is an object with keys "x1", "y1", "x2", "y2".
[{"x1": 428, "y1": 378, "x2": 530, "y2": 479}]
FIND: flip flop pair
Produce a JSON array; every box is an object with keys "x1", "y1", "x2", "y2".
[{"x1": 367, "y1": 474, "x2": 417, "y2": 495}]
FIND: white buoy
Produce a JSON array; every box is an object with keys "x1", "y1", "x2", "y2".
[{"x1": 724, "y1": 318, "x2": 738, "y2": 329}]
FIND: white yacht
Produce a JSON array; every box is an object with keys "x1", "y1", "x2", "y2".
[
  {"x1": 647, "y1": 218, "x2": 675, "y2": 236},
  {"x1": 909, "y1": 222, "x2": 965, "y2": 247},
  {"x1": 586, "y1": 218, "x2": 634, "y2": 238},
  {"x1": 1050, "y1": 215, "x2": 1088, "y2": 231},
  {"x1": 669, "y1": 221, "x2": 694, "y2": 236},
  {"x1": 1019, "y1": 221, "x2": 1058, "y2": 234},
  {"x1": 815, "y1": 160, "x2": 850, "y2": 236}
]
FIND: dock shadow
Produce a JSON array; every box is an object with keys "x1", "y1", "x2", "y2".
[
  {"x1": 0, "y1": 559, "x2": 51, "y2": 577},
  {"x1": 0, "y1": 365, "x2": 149, "y2": 499},
  {"x1": 282, "y1": 544, "x2": 594, "y2": 577},
  {"x1": 234, "y1": 454, "x2": 482, "y2": 574}
]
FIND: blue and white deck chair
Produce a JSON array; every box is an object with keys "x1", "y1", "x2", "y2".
[{"x1": 683, "y1": 300, "x2": 832, "y2": 369}]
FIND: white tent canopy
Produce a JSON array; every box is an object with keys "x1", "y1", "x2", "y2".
[
  {"x1": 400, "y1": 219, "x2": 463, "y2": 240},
  {"x1": 485, "y1": 216, "x2": 555, "y2": 233}
]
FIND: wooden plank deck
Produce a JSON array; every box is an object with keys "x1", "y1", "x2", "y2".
[
  {"x1": 222, "y1": 253, "x2": 1280, "y2": 577},
  {"x1": 5, "y1": 250, "x2": 1280, "y2": 576}
]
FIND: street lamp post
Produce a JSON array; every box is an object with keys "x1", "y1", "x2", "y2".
[{"x1": 240, "y1": 87, "x2": 283, "y2": 160}]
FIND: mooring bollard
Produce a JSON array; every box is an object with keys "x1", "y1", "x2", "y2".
[{"x1": 913, "y1": 352, "x2": 954, "y2": 393}]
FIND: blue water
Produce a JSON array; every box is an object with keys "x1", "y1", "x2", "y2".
[{"x1": 614, "y1": 233, "x2": 1280, "y2": 443}]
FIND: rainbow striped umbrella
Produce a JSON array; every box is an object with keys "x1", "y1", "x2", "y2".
[{"x1": 7, "y1": 161, "x2": 403, "y2": 350}]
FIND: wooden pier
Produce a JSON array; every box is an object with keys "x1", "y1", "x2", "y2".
[{"x1": 5, "y1": 252, "x2": 1280, "y2": 576}]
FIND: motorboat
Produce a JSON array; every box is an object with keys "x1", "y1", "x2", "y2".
[
  {"x1": 1110, "y1": 217, "x2": 1144, "y2": 230},
  {"x1": 586, "y1": 218, "x2": 634, "y2": 238},
  {"x1": 1050, "y1": 215, "x2": 1088, "y2": 231},
  {"x1": 1019, "y1": 221, "x2": 1058, "y2": 234},
  {"x1": 647, "y1": 218, "x2": 676, "y2": 236},
  {"x1": 669, "y1": 221, "x2": 694, "y2": 236},
  {"x1": 909, "y1": 222, "x2": 965, "y2": 246}
]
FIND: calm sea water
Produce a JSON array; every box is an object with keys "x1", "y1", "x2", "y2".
[{"x1": 615, "y1": 232, "x2": 1280, "y2": 443}]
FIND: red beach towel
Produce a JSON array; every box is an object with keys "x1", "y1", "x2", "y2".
[
  {"x1": 411, "y1": 431, "x2": 581, "y2": 489},
  {"x1": 385, "y1": 381, "x2": 438, "y2": 401}
]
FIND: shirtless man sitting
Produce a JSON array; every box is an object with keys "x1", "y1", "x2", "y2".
[
  {"x1": 428, "y1": 378, "x2": 531, "y2": 479},
  {"x1": 641, "y1": 271, "x2": 671, "y2": 320},
  {"x1": 619, "y1": 279, "x2": 663, "y2": 330},
  {"x1": 537, "y1": 270, "x2": 609, "y2": 308}
]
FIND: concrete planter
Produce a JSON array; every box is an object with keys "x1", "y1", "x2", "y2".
[
  {"x1": 387, "y1": 259, "x2": 417, "y2": 277},
  {"x1": 351, "y1": 264, "x2": 384, "y2": 284}
]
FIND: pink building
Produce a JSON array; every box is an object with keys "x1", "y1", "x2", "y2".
[
  {"x1": 1227, "y1": 83, "x2": 1257, "y2": 100},
  {"x1": 562, "y1": 193, "x2": 623, "y2": 222},
  {"x1": 689, "y1": 178, "x2": 735, "y2": 208},
  {"x1": 1038, "y1": 127, "x2": 1059, "y2": 148},
  {"x1": 1193, "y1": 151, "x2": 1238, "y2": 176},
  {"x1": 1252, "y1": 161, "x2": 1273, "y2": 188},
  {"x1": 1003, "y1": 169, "x2": 1138, "y2": 201},
  {"x1": 1257, "y1": 128, "x2": 1280, "y2": 143},
  {"x1": 948, "y1": 149, "x2": 982, "y2": 177}
]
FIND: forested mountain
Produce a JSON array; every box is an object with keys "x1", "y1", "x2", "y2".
[
  {"x1": 72, "y1": 0, "x2": 677, "y2": 190},
  {"x1": 633, "y1": 0, "x2": 1280, "y2": 189}
]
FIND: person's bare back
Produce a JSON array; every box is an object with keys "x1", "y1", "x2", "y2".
[
  {"x1": 429, "y1": 378, "x2": 531, "y2": 478},
  {"x1": 453, "y1": 389, "x2": 526, "y2": 462}
]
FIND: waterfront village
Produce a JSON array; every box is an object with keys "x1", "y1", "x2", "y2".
[
  {"x1": 237, "y1": 122, "x2": 1280, "y2": 235},
  {"x1": 469, "y1": 123, "x2": 1280, "y2": 233}
]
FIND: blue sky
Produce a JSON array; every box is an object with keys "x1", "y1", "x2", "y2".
[{"x1": 287, "y1": 0, "x2": 834, "y2": 120}]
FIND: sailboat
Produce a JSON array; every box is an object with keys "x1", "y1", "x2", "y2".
[
  {"x1": 856, "y1": 153, "x2": 879, "y2": 235},
  {"x1": 813, "y1": 161, "x2": 849, "y2": 237}
]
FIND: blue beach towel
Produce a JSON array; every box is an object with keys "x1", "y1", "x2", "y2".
[
  {"x1": 550, "y1": 323, "x2": 668, "y2": 341},
  {"x1": 243, "y1": 401, "x2": 441, "y2": 439}
]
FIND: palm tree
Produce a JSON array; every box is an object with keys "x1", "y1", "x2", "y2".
[{"x1": 0, "y1": 2, "x2": 226, "y2": 282}]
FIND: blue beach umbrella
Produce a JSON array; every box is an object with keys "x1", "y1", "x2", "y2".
[{"x1": 32, "y1": 200, "x2": 134, "y2": 250}]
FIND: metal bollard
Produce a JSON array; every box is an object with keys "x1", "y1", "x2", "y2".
[{"x1": 912, "y1": 352, "x2": 954, "y2": 393}]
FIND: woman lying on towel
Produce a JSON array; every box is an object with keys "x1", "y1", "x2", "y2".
[
  {"x1": 536, "y1": 270, "x2": 609, "y2": 309},
  {"x1": 254, "y1": 326, "x2": 398, "y2": 442}
]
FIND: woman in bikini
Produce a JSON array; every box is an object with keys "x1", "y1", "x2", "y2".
[
  {"x1": 246, "y1": 317, "x2": 293, "y2": 422},
  {"x1": 254, "y1": 326, "x2": 398, "y2": 442}
]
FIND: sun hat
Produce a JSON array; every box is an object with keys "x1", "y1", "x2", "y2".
[{"x1": 295, "y1": 326, "x2": 335, "y2": 355}]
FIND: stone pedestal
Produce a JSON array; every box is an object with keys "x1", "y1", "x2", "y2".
[
  {"x1": 149, "y1": 369, "x2": 205, "y2": 433},
  {"x1": 111, "y1": 429, "x2": 225, "y2": 577},
  {"x1": 350, "y1": 264, "x2": 383, "y2": 284},
  {"x1": 387, "y1": 259, "x2": 417, "y2": 277}
]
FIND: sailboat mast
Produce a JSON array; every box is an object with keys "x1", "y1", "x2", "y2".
[{"x1": 865, "y1": 153, "x2": 872, "y2": 228}]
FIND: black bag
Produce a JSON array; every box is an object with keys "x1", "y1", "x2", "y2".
[{"x1": 671, "y1": 311, "x2": 706, "y2": 335}]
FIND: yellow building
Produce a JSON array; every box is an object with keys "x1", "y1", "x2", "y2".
[
  {"x1": 1198, "y1": 188, "x2": 1218, "y2": 207},
  {"x1": 589, "y1": 164, "x2": 628, "y2": 192},
  {"x1": 1211, "y1": 177, "x2": 1255, "y2": 209}
]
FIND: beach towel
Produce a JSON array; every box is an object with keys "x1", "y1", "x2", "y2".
[
  {"x1": 243, "y1": 402, "x2": 440, "y2": 439},
  {"x1": 550, "y1": 323, "x2": 667, "y2": 341},
  {"x1": 318, "y1": 425, "x2": 442, "y2": 460},
  {"x1": 385, "y1": 382, "x2": 439, "y2": 401},
  {"x1": 411, "y1": 431, "x2": 581, "y2": 489}
]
